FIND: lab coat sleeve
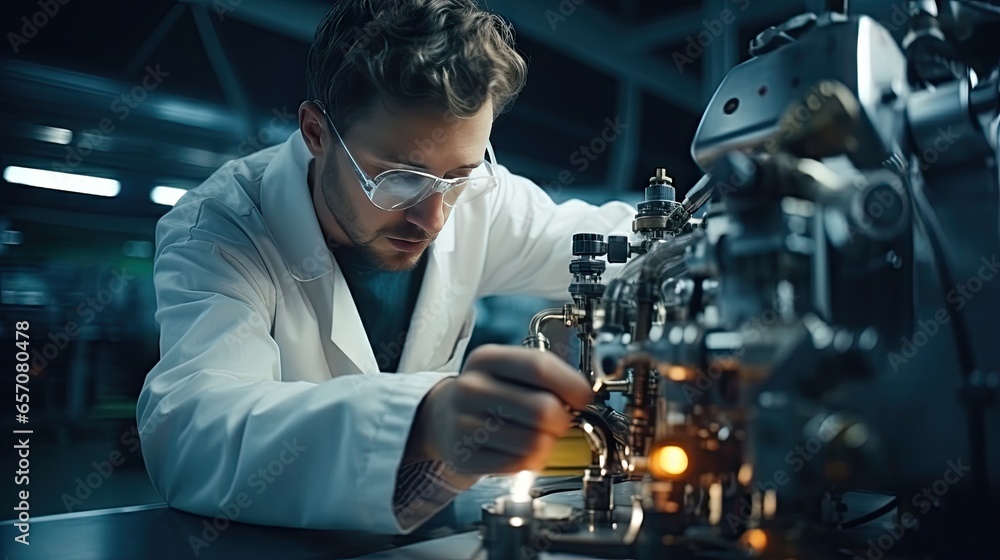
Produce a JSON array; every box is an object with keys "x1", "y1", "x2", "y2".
[
  {"x1": 137, "y1": 237, "x2": 477, "y2": 533},
  {"x1": 476, "y1": 165, "x2": 636, "y2": 299}
]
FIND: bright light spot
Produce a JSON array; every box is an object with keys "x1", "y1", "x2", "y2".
[
  {"x1": 844, "y1": 423, "x2": 870, "y2": 448},
  {"x1": 122, "y1": 240, "x2": 154, "y2": 258},
  {"x1": 650, "y1": 445, "x2": 688, "y2": 478},
  {"x1": 666, "y1": 365, "x2": 688, "y2": 381},
  {"x1": 509, "y1": 470, "x2": 535, "y2": 503},
  {"x1": 743, "y1": 528, "x2": 768, "y2": 552},
  {"x1": 738, "y1": 463, "x2": 753, "y2": 486},
  {"x1": 34, "y1": 126, "x2": 72, "y2": 145},
  {"x1": 708, "y1": 482, "x2": 723, "y2": 525},
  {"x1": 763, "y1": 489, "x2": 777, "y2": 519},
  {"x1": 151, "y1": 186, "x2": 188, "y2": 206},
  {"x1": 4, "y1": 166, "x2": 119, "y2": 197},
  {"x1": 1, "y1": 231, "x2": 23, "y2": 245},
  {"x1": 509, "y1": 516, "x2": 524, "y2": 527}
]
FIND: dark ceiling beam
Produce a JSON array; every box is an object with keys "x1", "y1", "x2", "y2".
[
  {"x1": 607, "y1": 80, "x2": 642, "y2": 193},
  {"x1": 178, "y1": 0, "x2": 328, "y2": 43},
  {"x1": 124, "y1": 3, "x2": 186, "y2": 79},
  {"x1": 627, "y1": 1, "x2": 806, "y2": 53},
  {"x1": 180, "y1": 0, "x2": 704, "y2": 113},
  {"x1": 488, "y1": 0, "x2": 703, "y2": 113},
  {"x1": 704, "y1": 0, "x2": 741, "y2": 101},
  {"x1": 190, "y1": 3, "x2": 252, "y2": 138}
]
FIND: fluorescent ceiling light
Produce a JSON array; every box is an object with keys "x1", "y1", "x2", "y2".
[
  {"x1": 1, "y1": 231, "x2": 23, "y2": 245},
  {"x1": 150, "y1": 185, "x2": 188, "y2": 206},
  {"x1": 3, "y1": 166, "x2": 120, "y2": 197},
  {"x1": 34, "y1": 126, "x2": 73, "y2": 145}
]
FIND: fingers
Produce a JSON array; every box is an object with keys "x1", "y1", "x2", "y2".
[
  {"x1": 450, "y1": 447, "x2": 552, "y2": 475},
  {"x1": 452, "y1": 371, "x2": 575, "y2": 437},
  {"x1": 420, "y1": 345, "x2": 597, "y2": 476},
  {"x1": 445, "y1": 418, "x2": 559, "y2": 475},
  {"x1": 464, "y1": 345, "x2": 594, "y2": 411}
]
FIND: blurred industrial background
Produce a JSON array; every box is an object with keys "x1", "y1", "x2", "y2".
[{"x1": 1, "y1": 0, "x2": 912, "y2": 517}]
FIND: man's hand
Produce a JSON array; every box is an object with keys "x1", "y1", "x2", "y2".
[{"x1": 404, "y1": 345, "x2": 594, "y2": 474}]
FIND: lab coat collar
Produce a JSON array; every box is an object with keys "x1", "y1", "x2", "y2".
[
  {"x1": 260, "y1": 129, "x2": 458, "y2": 373},
  {"x1": 260, "y1": 129, "x2": 336, "y2": 282}
]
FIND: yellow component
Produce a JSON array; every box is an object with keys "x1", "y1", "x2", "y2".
[
  {"x1": 541, "y1": 427, "x2": 593, "y2": 476},
  {"x1": 649, "y1": 445, "x2": 689, "y2": 478}
]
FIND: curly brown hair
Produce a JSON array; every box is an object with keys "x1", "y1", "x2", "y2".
[{"x1": 306, "y1": 0, "x2": 528, "y2": 132}]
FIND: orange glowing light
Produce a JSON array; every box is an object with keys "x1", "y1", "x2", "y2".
[
  {"x1": 743, "y1": 528, "x2": 768, "y2": 551},
  {"x1": 666, "y1": 366, "x2": 688, "y2": 381},
  {"x1": 650, "y1": 445, "x2": 689, "y2": 478}
]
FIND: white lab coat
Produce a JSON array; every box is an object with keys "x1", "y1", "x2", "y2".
[{"x1": 136, "y1": 129, "x2": 634, "y2": 534}]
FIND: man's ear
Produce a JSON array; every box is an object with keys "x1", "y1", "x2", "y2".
[{"x1": 299, "y1": 100, "x2": 326, "y2": 158}]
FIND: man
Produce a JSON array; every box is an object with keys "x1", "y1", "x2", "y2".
[{"x1": 137, "y1": 0, "x2": 635, "y2": 534}]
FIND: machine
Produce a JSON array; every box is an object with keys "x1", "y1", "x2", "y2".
[{"x1": 483, "y1": 1, "x2": 1000, "y2": 558}]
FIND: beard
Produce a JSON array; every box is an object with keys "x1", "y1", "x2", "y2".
[{"x1": 317, "y1": 162, "x2": 431, "y2": 272}]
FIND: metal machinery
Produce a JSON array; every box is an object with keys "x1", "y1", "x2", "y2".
[{"x1": 486, "y1": 1, "x2": 1000, "y2": 558}]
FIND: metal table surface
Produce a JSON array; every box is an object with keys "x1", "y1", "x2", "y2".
[
  {"x1": 0, "y1": 502, "x2": 628, "y2": 560},
  {"x1": 0, "y1": 476, "x2": 532, "y2": 560},
  {"x1": 1, "y1": 503, "x2": 405, "y2": 559},
  {"x1": 1, "y1": 487, "x2": 947, "y2": 560}
]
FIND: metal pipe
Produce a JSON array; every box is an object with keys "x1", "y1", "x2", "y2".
[
  {"x1": 573, "y1": 415, "x2": 610, "y2": 470},
  {"x1": 522, "y1": 308, "x2": 567, "y2": 350},
  {"x1": 573, "y1": 414, "x2": 615, "y2": 523}
]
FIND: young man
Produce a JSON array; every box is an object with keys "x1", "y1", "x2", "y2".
[{"x1": 137, "y1": 0, "x2": 634, "y2": 534}]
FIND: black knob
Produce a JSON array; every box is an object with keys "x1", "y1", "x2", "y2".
[
  {"x1": 572, "y1": 233, "x2": 607, "y2": 256},
  {"x1": 607, "y1": 236, "x2": 630, "y2": 263},
  {"x1": 645, "y1": 168, "x2": 676, "y2": 202},
  {"x1": 570, "y1": 259, "x2": 606, "y2": 275}
]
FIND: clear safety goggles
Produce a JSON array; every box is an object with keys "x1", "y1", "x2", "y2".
[{"x1": 315, "y1": 101, "x2": 499, "y2": 211}]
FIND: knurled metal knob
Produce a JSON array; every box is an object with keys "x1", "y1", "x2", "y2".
[{"x1": 572, "y1": 233, "x2": 607, "y2": 257}]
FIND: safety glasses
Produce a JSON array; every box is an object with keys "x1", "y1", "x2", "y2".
[{"x1": 314, "y1": 101, "x2": 499, "y2": 211}]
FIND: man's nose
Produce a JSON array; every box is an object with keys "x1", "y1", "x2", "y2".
[{"x1": 405, "y1": 191, "x2": 447, "y2": 235}]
